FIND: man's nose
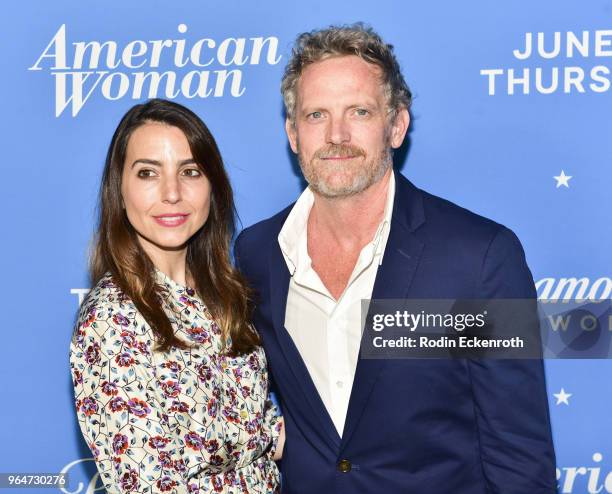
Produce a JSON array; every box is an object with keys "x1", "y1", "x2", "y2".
[
  {"x1": 161, "y1": 175, "x2": 181, "y2": 204},
  {"x1": 326, "y1": 116, "x2": 351, "y2": 145}
]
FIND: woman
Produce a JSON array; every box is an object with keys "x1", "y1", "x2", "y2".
[{"x1": 70, "y1": 99, "x2": 282, "y2": 493}]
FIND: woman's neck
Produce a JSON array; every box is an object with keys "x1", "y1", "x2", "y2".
[{"x1": 139, "y1": 238, "x2": 189, "y2": 286}]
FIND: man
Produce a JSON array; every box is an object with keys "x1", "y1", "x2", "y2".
[{"x1": 235, "y1": 24, "x2": 556, "y2": 493}]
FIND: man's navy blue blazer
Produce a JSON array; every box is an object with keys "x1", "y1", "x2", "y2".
[{"x1": 235, "y1": 172, "x2": 557, "y2": 493}]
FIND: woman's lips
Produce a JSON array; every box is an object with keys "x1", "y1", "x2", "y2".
[{"x1": 153, "y1": 214, "x2": 190, "y2": 227}]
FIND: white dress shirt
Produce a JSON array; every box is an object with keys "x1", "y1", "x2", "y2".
[{"x1": 278, "y1": 173, "x2": 395, "y2": 435}]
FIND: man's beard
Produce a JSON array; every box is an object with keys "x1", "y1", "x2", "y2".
[{"x1": 298, "y1": 143, "x2": 393, "y2": 198}]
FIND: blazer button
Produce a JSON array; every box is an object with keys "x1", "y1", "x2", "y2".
[{"x1": 337, "y1": 459, "x2": 352, "y2": 473}]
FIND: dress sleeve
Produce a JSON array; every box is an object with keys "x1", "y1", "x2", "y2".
[
  {"x1": 70, "y1": 300, "x2": 196, "y2": 494},
  {"x1": 262, "y1": 393, "x2": 283, "y2": 458}
]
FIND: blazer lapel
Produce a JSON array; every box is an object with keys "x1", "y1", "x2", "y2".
[
  {"x1": 268, "y1": 243, "x2": 342, "y2": 448},
  {"x1": 340, "y1": 173, "x2": 426, "y2": 449}
]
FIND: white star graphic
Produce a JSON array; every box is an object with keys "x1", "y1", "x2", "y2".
[
  {"x1": 553, "y1": 388, "x2": 572, "y2": 405},
  {"x1": 554, "y1": 170, "x2": 572, "y2": 188}
]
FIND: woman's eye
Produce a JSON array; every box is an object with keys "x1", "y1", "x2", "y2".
[
  {"x1": 137, "y1": 169, "x2": 156, "y2": 178},
  {"x1": 183, "y1": 168, "x2": 201, "y2": 177}
]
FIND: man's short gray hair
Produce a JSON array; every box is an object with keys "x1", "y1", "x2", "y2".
[{"x1": 281, "y1": 23, "x2": 412, "y2": 124}]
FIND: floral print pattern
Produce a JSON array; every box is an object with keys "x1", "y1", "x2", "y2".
[{"x1": 70, "y1": 271, "x2": 281, "y2": 493}]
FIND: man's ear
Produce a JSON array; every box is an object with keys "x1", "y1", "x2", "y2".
[
  {"x1": 285, "y1": 118, "x2": 299, "y2": 154},
  {"x1": 389, "y1": 107, "x2": 410, "y2": 149}
]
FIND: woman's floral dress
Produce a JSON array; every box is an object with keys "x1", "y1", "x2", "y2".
[{"x1": 69, "y1": 271, "x2": 281, "y2": 493}]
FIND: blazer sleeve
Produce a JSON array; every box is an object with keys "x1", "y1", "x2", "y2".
[
  {"x1": 468, "y1": 226, "x2": 557, "y2": 493},
  {"x1": 235, "y1": 230, "x2": 283, "y2": 452},
  {"x1": 234, "y1": 230, "x2": 248, "y2": 276}
]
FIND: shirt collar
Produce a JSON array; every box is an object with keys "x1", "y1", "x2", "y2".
[
  {"x1": 278, "y1": 185, "x2": 313, "y2": 276},
  {"x1": 373, "y1": 171, "x2": 395, "y2": 259}
]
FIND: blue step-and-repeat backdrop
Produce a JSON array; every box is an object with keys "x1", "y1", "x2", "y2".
[{"x1": 1, "y1": 1, "x2": 610, "y2": 492}]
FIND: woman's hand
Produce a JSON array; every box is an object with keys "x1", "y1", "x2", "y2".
[{"x1": 273, "y1": 419, "x2": 286, "y2": 461}]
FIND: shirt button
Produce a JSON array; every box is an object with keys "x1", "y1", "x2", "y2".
[
  {"x1": 337, "y1": 459, "x2": 352, "y2": 473},
  {"x1": 336, "y1": 381, "x2": 344, "y2": 388}
]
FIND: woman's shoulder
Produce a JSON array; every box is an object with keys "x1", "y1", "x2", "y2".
[
  {"x1": 76, "y1": 274, "x2": 142, "y2": 336},
  {"x1": 84, "y1": 272, "x2": 129, "y2": 306},
  {"x1": 73, "y1": 273, "x2": 153, "y2": 358},
  {"x1": 83, "y1": 272, "x2": 140, "y2": 310}
]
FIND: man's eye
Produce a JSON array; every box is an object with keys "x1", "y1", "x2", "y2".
[
  {"x1": 355, "y1": 108, "x2": 369, "y2": 116},
  {"x1": 137, "y1": 169, "x2": 156, "y2": 178},
  {"x1": 308, "y1": 111, "x2": 323, "y2": 120},
  {"x1": 183, "y1": 168, "x2": 201, "y2": 177}
]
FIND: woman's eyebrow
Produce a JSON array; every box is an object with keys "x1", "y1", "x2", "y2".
[{"x1": 131, "y1": 158, "x2": 196, "y2": 168}]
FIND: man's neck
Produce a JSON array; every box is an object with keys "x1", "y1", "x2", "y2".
[{"x1": 308, "y1": 168, "x2": 392, "y2": 250}]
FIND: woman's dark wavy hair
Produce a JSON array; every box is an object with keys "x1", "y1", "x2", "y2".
[{"x1": 90, "y1": 98, "x2": 258, "y2": 355}]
